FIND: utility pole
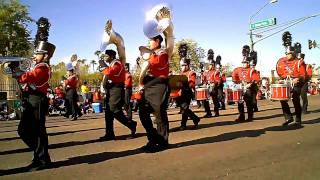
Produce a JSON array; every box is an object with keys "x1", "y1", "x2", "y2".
[{"x1": 249, "y1": 0, "x2": 278, "y2": 51}]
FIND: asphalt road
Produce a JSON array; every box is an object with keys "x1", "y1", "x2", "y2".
[{"x1": 0, "y1": 95, "x2": 319, "y2": 180}]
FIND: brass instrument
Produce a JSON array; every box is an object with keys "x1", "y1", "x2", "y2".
[
  {"x1": 100, "y1": 20, "x2": 126, "y2": 64},
  {"x1": 142, "y1": 3, "x2": 174, "y2": 56},
  {"x1": 139, "y1": 3, "x2": 174, "y2": 84},
  {"x1": 0, "y1": 57, "x2": 33, "y2": 75}
]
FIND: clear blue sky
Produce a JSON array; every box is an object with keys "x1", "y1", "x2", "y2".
[{"x1": 22, "y1": 0, "x2": 320, "y2": 76}]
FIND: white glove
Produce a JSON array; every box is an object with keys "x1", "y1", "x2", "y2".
[{"x1": 138, "y1": 85, "x2": 144, "y2": 92}]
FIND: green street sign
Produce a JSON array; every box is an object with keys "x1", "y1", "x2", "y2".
[{"x1": 250, "y1": 18, "x2": 277, "y2": 30}]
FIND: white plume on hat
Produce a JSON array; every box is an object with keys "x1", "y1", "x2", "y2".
[{"x1": 66, "y1": 62, "x2": 74, "y2": 71}]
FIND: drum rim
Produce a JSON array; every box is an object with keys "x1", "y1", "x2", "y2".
[
  {"x1": 231, "y1": 89, "x2": 243, "y2": 91},
  {"x1": 196, "y1": 88, "x2": 209, "y2": 90},
  {"x1": 270, "y1": 84, "x2": 290, "y2": 88},
  {"x1": 270, "y1": 97, "x2": 290, "y2": 100}
]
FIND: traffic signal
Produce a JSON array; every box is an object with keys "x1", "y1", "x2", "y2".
[
  {"x1": 282, "y1": 31, "x2": 292, "y2": 46},
  {"x1": 294, "y1": 42, "x2": 301, "y2": 53},
  {"x1": 313, "y1": 40, "x2": 317, "y2": 48},
  {"x1": 308, "y1": 39, "x2": 313, "y2": 49}
]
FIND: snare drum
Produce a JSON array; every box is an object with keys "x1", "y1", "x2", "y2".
[
  {"x1": 226, "y1": 88, "x2": 243, "y2": 102},
  {"x1": 196, "y1": 88, "x2": 209, "y2": 100},
  {"x1": 270, "y1": 84, "x2": 291, "y2": 101}
]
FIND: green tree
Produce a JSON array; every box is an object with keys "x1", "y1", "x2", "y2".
[
  {"x1": 221, "y1": 62, "x2": 234, "y2": 77},
  {"x1": 132, "y1": 61, "x2": 141, "y2": 87},
  {"x1": 78, "y1": 58, "x2": 87, "y2": 64},
  {"x1": 94, "y1": 50, "x2": 101, "y2": 59},
  {"x1": 50, "y1": 62, "x2": 67, "y2": 87},
  {"x1": 171, "y1": 39, "x2": 205, "y2": 73},
  {"x1": 0, "y1": 0, "x2": 33, "y2": 56}
]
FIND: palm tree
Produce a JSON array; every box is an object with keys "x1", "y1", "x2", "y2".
[
  {"x1": 90, "y1": 60, "x2": 97, "y2": 72},
  {"x1": 79, "y1": 59, "x2": 87, "y2": 64},
  {"x1": 94, "y1": 50, "x2": 101, "y2": 59}
]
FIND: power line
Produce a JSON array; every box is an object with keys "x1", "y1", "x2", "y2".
[{"x1": 253, "y1": 13, "x2": 320, "y2": 45}]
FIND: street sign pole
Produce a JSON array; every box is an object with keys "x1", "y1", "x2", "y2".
[{"x1": 249, "y1": 17, "x2": 277, "y2": 51}]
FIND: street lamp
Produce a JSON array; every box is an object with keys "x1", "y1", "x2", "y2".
[{"x1": 249, "y1": 0, "x2": 278, "y2": 50}]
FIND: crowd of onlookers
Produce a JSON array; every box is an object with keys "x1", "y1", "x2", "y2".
[{"x1": 46, "y1": 81, "x2": 104, "y2": 117}]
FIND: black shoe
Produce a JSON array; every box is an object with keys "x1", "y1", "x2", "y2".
[
  {"x1": 130, "y1": 121, "x2": 137, "y2": 138},
  {"x1": 193, "y1": 117, "x2": 200, "y2": 129},
  {"x1": 158, "y1": 142, "x2": 169, "y2": 151},
  {"x1": 221, "y1": 107, "x2": 226, "y2": 110},
  {"x1": 235, "y1": 115, "x2": 245, "y2": 122},
  {"x1": 78, "y1": 112, "x2": 83, "y2": 118},
  {"x1": 292, "y1": 121, "x2": 302, "y2": 126},
  {"x1": 179, "y1": 126, "x2": 186, "y2": 131},
  {"x1": 254, "y1": 108, "x2": 259, "y2": 112},
  {"x1": 25, "y1": 161, "x2": 39, "y2": 170},
  {"x1": 27, "y1": 161, "x2": 52, "y2": 172},
  {"x1": 71, "y1": 116, "x2": 77, "y2": 121},
  {"x1": 98, "y1": 135, "x2": 116, "y2": 141},
  {"x1": 293, "y1": 117, "x2": 302, "y2": 126},
  {"x1": 203, "y1": 114, "x2": 212, "y2": 118},
  {"x1": 140, "y1": 142, "x2": 160, "y2": 153},
  {"x1": 63, "y1": 114, "x2": 70, "y2": 118},
  {"x1": 247, "y1": 116, "x2": 254, "y2": 122},
  {"x1": 282, "y1": 119, "x2": 294, "y2": 126},
  {"x1": 214, "y1": 113, "x2": 219, "y2": 117}
]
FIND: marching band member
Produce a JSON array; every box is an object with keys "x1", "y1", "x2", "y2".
[
  {"x1": 303, "y1": 63, "x2": 312, "y2": 113},
  {"x1": 206, "y1": 49, "x2": 220, "y2": 117},
  {"x1": 196, "y1": 62, "x2": 205, "y2": 108},
  {"x1": 64, "y1": 63, "x2": 82, "y2": 120},
  {"x1": 138, "y1": 34, "x2": 170, "y2": 152},
  {"x1": 232, "y1": 45, "x2": 260, "y2": 122},
  {"x1": 276, "y1": 32, "x2": 306, "y2": 126},
  {"x1": 138, "y1": 4, "x2": 174, "y2": 152},
  {"x1": 199, "y1": 49, "x2": 214, "y2": 118},
  {"x1": 98, "y1": 49, "x2": 137, "y2": 141},
  {"x1": 176, "y1": 44, "x2": 200, "y2": 130},
  {"x1": 13, "y1": 17, "x2": 55, "y2": 171},
  {"x1": 124, "y1": 63, "x2": 133, "y2": 120},
  {"x1": 249, "y1": 51, "x2": 259, "y2": 112},
  {"x1": 214, "y1": 55, "x2": 226, "y2": 110},
  {"x1": 294, "y1": 42, "x2": 309, "y2": 114},
  {"x1": 98, "y1": 20, "x2": 137, "y2": 141}
]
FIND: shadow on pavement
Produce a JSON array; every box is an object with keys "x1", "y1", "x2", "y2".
[
  {"x1": 1, "y1": 116, "x2": 319, "y2": 176},
  {"x1": 0, "y1": 120, "x2": 97, "y2": 134},
  {"x1": 1, "y1": 108, "x2": 319, "y2": 155},
  {"x1": 0, "y1": 132, "x2": 146, "y2": 156},
  {"x1": 0, "y1": 127, "x2": 105, "y2": 142},
  {"x1": 0, "y1": 114, "x2": 104, "y2": 129}
]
